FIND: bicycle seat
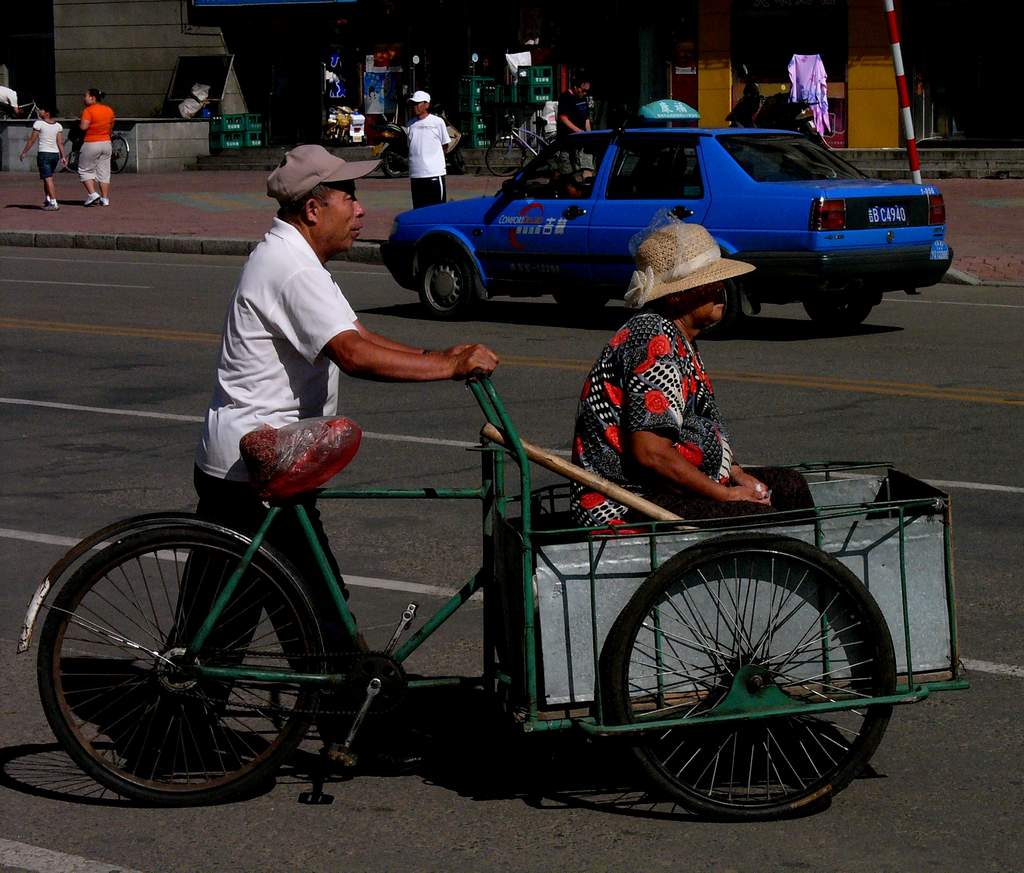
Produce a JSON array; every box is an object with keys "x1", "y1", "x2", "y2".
[{"x1": 240, "y1": 417, "x2": 362, "y2": 500}]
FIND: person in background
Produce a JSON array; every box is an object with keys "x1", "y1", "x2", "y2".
[
  {"x1": 556, "y1": 74, "x2": 592, "y2": 139},
  {"x1": 18, "y1": 104, "x2": 67, "y2": 210},
  {"x1": 404, "y1": 90, "x2": 450, "y2": 208},
  {"x1": 78, "y1": 88, "x2": 115, "y2": 207},
  {"x1": 0, "y1": 84, "x2": 19, "y2": 117}
]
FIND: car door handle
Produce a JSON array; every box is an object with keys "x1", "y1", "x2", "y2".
[
  {"x1": 671, "y1": 205, "x2": 694, "y2": 219},
  {"x1": 563, "y1": 205, "x2": 587, "y2": 219}
]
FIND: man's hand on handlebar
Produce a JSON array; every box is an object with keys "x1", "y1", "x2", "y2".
[{"x1": 451, "y1": 344, "x2": 499, "y2": 379}]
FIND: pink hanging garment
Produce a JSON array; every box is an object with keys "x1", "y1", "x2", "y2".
[{"x1": 788, "y1": 54, "x2": 830, "y2": 135}]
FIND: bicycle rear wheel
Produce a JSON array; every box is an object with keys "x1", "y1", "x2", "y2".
[
  {"x1": 601, "y1": 533, "x2": 895, "y2": 820},
  {"x1": 485, "y1": 135, "x2": 527, "y2": 176},
  {"x1": 110, "y1": 135, "x2": 129, "y2": 174},
  {"x1": 37, "y1": 523, "x2": 324, "y2": 805}
]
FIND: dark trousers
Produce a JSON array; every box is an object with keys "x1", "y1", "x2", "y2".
[
  {"x1": 410, "y1": 174, "x2": 447, "y2": 209},
  {"x1": 640, "y1": 467, "x2": 815, "y2": 524}
]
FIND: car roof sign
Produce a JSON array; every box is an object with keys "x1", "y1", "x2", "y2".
[{"x1": 637, "y1": 100, "x2": 700, "y2": 121}]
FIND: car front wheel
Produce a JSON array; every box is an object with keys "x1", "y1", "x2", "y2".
[
  {"x1": 417, "y1": 245, "x2": 476, "y2": 319},
  {"x1": 802, "y1": 295, "x2": 875, "y2": 329}
]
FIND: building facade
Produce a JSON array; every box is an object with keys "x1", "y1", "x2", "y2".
[{"x1": 2, "y1": 0, "x2": 1017, "y2": 146}]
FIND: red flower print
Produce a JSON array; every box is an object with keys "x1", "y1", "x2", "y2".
[
  {"x1": 580, "y1": 491, "x2": 606, "y2": 509},
  {"x1": 580, "y1": 379, "x2": 591, "y2": 400},
  {"x1": 676, "y1": 337, "x2": 688, "y2": 358},
  {"x1": 648, "y1": 335, "x2": 671, "y2": 358},
  {"x1": 604, "y1": 382, "x2": 623, "y2": 406},
  {"x1": 644, "y1": 390, "x2": 670, "y2": 414},
  {"x1": 609, "y1": 328, "x2": 630, "y2": 348},
  {"x1": 604, "y1": 425, "x2": 623, "y2": 453},
  {"x1": 676, "y1": 441, "x2": 704, "y2": 467},
  {"x1": 573, "y1": 436, "x2": 584, "y2": 461}
]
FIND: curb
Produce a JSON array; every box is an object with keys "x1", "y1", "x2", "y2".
[
  {"x1": 0, "y1": 230, "x2": 385, "y2": 264},
  {"x1": 943, "y1": 267, "x2": 983, "y2": 286}
]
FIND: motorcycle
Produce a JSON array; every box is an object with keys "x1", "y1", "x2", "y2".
[
  {"x1": 322, "y1": 106, "x2": 364, "y2": 146},
  {"x1": 371, "y1": 107, "x2": 465, "y2": 178},
  {"x1": 727, "y1": 67, "x2": 829, "y2": 148}
]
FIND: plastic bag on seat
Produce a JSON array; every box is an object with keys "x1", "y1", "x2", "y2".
[{"x1": 239, "y1": 417, "x2": 362, "y2": 500}]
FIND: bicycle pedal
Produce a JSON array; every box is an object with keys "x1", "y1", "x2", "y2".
[
  {"x1": 383, "y1": 602, "x2": 418, "y2": 655},
  {"x1": 298, "y1": 789, "x2": 335, "y2": 805}
]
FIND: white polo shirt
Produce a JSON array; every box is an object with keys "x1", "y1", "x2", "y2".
[
  {"x1": 196, "y1": 218, "x2": 359, "y2": 480},
  {"x1": 405, "y1": 113, "x2": 450, "y2": 179}
]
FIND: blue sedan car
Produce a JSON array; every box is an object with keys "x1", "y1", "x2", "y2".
[{"x1": 381, "y1": 128, "x2": 953, "y2": 328}]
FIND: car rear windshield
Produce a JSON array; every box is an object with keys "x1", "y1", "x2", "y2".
[{"x1": 719, "y1": 134, "x2": 865, "y2": 182}]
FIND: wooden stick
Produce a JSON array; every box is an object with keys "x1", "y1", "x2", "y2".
[{"x1": 481, "y1": 423, "x2": 683, "y2": 522}]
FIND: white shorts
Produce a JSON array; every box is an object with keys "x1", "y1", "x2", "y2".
[{"x1": 78, "y1": 141, "x2": 112, "y2": 183}]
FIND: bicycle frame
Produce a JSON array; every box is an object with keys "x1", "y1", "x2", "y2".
[{"x1": 182, "y1": 378, "x2": 531, "y2": 695}]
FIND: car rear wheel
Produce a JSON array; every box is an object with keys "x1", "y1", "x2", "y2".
[
  {"x1": 803, "y1": 295, "x2": 875, "y2": 329},
  {"x1": 417, "y1": 244, "x2": 477, "y2": 319}
]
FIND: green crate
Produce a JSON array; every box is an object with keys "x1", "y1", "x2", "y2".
[
  {"x1": 466, "y1": 132, "x2": 491, "y2": 149},
  {"x1": 243, "y1": 129, "x2": 263, "y2": 148},
  {"x1": 458, "y1": 76, "x2": 495, "y2": 98},
  {"x1": 458, "y1": 95, "x2": 484, "y2": 114},
  {"x1": 526, "y1": 66, "x2": 553, "y2": 86},
  {"x1": 461, "y1": 114, "x2": 488, "y2": 134},
  {"x1": 210, "y1": 130, "x2": 243, "y2": 150},
  {"x1": 243, "y1": 113, "x2": 262, "y2": 131},
  {"x1": 528, "y1": 84, "x2": 554, "y2": 104}
]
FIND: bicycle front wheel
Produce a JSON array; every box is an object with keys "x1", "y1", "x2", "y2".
[
  {"x1": 601, "y1": 533, "x2": 896, "y2": 820},
  {"x1": 485, "y1": 135, "x2": 527, "y2": 176},
  {"x1": 110, "y1": 135, "x2": 129, "y2": 174},
  {"x1": 37, "y1": 523, "x2": 324, "y2": 805}
]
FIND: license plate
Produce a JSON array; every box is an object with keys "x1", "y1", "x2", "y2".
[{"x1": 866, "y1": 204, "x2": 908, "y2": 226}]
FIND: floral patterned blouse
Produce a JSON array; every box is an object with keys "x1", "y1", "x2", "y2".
[{"x1": 570, "y1": 311, "x2": 733, "y2": 528}]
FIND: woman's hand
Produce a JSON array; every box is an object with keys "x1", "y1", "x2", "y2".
[
  {"x1": 731, "y1": 464, "x2": 768, "y2": 496},
  {"x1": 722, "y1": 482, "x2": 771, "y2": 505}
]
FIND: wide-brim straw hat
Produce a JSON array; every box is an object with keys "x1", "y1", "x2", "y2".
[{"x1": 625, "y1": 222, "x2": 755, "y2": 308}]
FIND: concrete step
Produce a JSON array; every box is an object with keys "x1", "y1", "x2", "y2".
[
  {"x1": 841, "y1": 147, "x2": 1024, "y2": 162},
  {"x1": 852, "y1": 165, "x2": 1024, "y2": 180}
]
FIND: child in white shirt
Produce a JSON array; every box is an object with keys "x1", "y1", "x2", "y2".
[{"x1": 19, "y1": 106, "x2": 68, "y2": 211}]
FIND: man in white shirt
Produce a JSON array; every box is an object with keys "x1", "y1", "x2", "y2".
[
  {"x1": 195, "y1": 144, "x2": 498, "y2": 596},
  {"x1": 404, "y1": 90, "x2": 450, "y2": 208}
]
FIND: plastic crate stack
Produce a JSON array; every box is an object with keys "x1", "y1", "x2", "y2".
[
  {"x1": 520, "y1": 65, "x2": 554, "y2": 106},
  {"x1": 210, "y1": 113, "x2": 263, "y2": 150},
  {"x1": 458, "y1": 75, "x2": 494, "y2": 149}
]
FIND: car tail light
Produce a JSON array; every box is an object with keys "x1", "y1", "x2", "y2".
[
  {"x1": 928, "y1": 193, "x2": 946, "y2": 225},
  {"x1": 810, "y1": 198, "x2": 846, "y2": 230}
]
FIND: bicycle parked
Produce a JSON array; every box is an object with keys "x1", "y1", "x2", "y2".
[
  {"x1": 485, "y1": 113, "x2": 555, "y2": 176},
  {"x1": 63, "y1": 128, "x2": 130, "y2": 174}
]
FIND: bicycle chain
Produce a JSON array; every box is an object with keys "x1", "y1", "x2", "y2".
[{"x1": 177, "y1": 649, "x2": 406, "y2": 718}]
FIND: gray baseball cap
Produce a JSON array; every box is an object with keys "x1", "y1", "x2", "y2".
[{"x1": 267, "y1": 144, "x2": 379, "y2": 204}]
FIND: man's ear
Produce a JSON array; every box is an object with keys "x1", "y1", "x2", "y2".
[{"x1": 302, "y1": 196, "x2": 321, "y2": 225}]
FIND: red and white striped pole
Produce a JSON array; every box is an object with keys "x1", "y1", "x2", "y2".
[{"x1": 883, "y1": 0, "x2": 922, "y2": 183}]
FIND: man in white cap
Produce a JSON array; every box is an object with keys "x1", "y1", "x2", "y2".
[
  {"x1": 404, "y1": 90, "x2": 451, "y2": 208},
  {"x1": 194, "y1": 144, "x2": 498, "y2": 588}
]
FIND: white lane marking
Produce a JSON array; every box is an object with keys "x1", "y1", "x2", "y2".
[
  {"x1": 882, "y1": 297, "x2": 1024, "y2": 310},
  {"x1": 0, "y1": 254, "x2": 387, "y2": 275},
  {"x1": 0, "y1": 527, "x2": 476, "y2": 601},
  {"x1": 0, "y1": 838, "x2": 145, "y2": 873},
  {"x1": 962, "y1": 658, "x2": 1024, "y2": 679},
  {"x1": 3, "y1": 396, "x2": 1024, "y2": 494},
  {"x1": 0, "y1": 278, "x2": 150, "y2": 289}
]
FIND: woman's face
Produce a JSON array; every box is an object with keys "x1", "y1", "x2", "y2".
[
  {"x1": 83, "y1": 92, "x2": 95, "y2": 106},
  {"x1": 665, "y1": 282, "x2": 726, "y2": 334}
]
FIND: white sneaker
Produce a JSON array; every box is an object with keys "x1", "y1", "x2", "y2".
[
  {"x1": 43, "y1": 201, "x2": 59, "y2": 211},
  {"x1": 99, "y1": 197, "x2": 109, "y2": 207},
  {"x1": 84, "y1": 193, "x2": 100, "y2": 207}
]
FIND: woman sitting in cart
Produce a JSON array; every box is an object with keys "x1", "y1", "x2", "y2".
[{"x1": 571, "y1": 217, "x2": 813, "y2": 527}]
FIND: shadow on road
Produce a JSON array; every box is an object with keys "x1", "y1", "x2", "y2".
[{"x1": 359, "y1": 302, "x2": 903, "y2": 341}]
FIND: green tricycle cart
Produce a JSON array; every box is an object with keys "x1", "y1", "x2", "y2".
[{"x1": 18, "y1": 377, "x2": 968, "y2": 819}]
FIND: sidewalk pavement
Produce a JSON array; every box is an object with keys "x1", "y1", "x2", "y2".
[{"x1": 1, "y1": 171, "x2": 1022, "y2": 285}]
